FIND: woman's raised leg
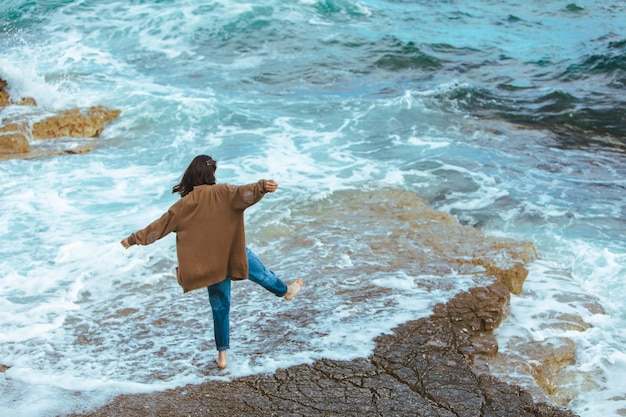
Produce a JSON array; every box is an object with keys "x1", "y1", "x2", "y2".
[{"x1": 246, "y1": 247, "x2": 302, "y2": 300}]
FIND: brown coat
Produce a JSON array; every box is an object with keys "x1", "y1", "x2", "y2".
[{"x1": 127, "y1": 180, "x2": 268, "y2": 292}]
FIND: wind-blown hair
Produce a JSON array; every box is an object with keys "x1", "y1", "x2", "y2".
[{"x1": 172, "y1": 155, "x2": 217, "y2": 197}]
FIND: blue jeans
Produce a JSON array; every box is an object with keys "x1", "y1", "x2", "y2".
[{"x1": 207, "y1": 247, "x2": 288, "y2": 351}]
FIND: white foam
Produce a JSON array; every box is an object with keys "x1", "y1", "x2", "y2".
[
  {"x1": 493, "y1": 240, "x2": 626, "y2": 415},
  {"x1": 2, "y1": 2, "x2": 625, "y2": 416},
  {"x1": 408, "y1": 135, "x2": 450, "y2": 149}
]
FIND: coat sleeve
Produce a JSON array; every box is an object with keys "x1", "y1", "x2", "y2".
[
  {"x1": 127, "y1": 205, "x2": 179, "y2": 246},
  {"x1": 229, "y1": 180, "x2": 267, "y2": 210}
]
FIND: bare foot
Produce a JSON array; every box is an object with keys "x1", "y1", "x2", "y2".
[
  {"x1": 216, "y1": 350, "x2": 227, "y2": 369},
  {"x1": 284, "y1": 278, "x2": 303, "y2": 301}
]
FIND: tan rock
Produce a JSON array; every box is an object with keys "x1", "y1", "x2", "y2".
[
  {"x1": 32, "y1": 106, "x2": 121, "y2": 140},
  {"x1": 1, "y1": 77, "x2": 120, "y2": 159},
  {"x1": 0, "y1": 76, "x2": 37, "y2": 106},
  {"x1": 19, "y1": 97, "x2": 37, "y2": 106},
  {"x1": 0, "y1": 90, "x2": 8, "y2": 107},
  {"x1": 521, "y1": 337, "x2": 577, "y2": 395},
  {"x1": 0, "y1": 122, "x2": 30, "y2": 154},
  {"x1": 484, "y1": 336, "x2": 577, "y2": 403},
  {"x1": 0, "y1": 132, "x2": 30, "y2": 154},
  {"x1": 538, "y1": 312, "x2": 593, "y2": 332},
  {"x1": 0, "y1": 78, "x2": 9, "y2": 106},
  {"x1": 471, "y1": 257, "x2": 530, "y2": 295},
  {"x1": 0, "y1": 122, "x2": 25, "y2": 133},
  {"x1": 287, "y1": 188, "x2": 537, "y2": 295}
]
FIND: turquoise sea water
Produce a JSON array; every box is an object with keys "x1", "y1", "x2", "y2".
[{"x1": 1, "y1": 1, "x2": 625, "y2": 416}]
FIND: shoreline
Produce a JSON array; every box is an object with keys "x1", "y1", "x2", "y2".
[
  {"x1": 70, "y1": 280, "x2": 577, "y2": 417},
  {"x1": 65, "y1": 189, "x2": 581, "y2": 417},
  {"x1": 0, "y1": 183, "x2": 588, "y2": 416}
]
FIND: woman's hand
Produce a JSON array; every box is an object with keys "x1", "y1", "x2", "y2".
[
  {"x1": 264, "y1": 180, "x2": 278, "y2": 193},
  {"x1": 120, "y1": 238, "x2": 131, "y2": 249}
]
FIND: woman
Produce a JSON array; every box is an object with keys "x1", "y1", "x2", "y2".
[{"x1": 121, "y1": 155, "x2": 303, "y2": 369}]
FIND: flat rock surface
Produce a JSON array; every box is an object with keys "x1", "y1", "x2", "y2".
[{"x1": 71, "y1": 283, "x2": 577, "y2": 417}]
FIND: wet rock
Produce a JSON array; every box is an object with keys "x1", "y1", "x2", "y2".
[
  {"x1": 71, "y1": 282, "x2": 576, "y2": 417},
  {"x1": 68, "y1": 188, "x2": 577, "y2": 416},
  {"x1": 372, "y1": 282, "x2": 547, "y2": 417},
  {"x1": 0, "y1": 91, "x2": 8, "y2": 107},
  {"x1": 0, "y1": 77, "x2": 120, "y2": 159},
  {"x1": 0, "y1": 78, "x2": 9, "y2": 106},
  {"x1": 286, "y1": 188, "x2": 537, "y2": 296},
  {"x1": 479, "y1": 335, "x2": 579, "y2": 407},
  {"x1": 524, "y1": 338, "x2": 577, "y2": 396},
  {"x1": 19, "y1": 97, "x2": 37, "y2": 106},
  {"x1": 0, "y1": 126, "x2": 29, "y2": 154},
  {"x1": 474, "y1": 287, "x2": 602, "y2": 407},
  {"x1": 31, "y1": 106, "x2": 121, "y2": 140},
  {"x1": 470, "y1": 257, "x2": 530, "y2": 295}
]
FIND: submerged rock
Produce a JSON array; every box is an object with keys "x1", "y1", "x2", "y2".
[
  {"x1": 0, "y1": 77, "x2": 120, "y2": 160},
  {"x1": 290, "y1": 188, "x2": 536, "y2": 295}
]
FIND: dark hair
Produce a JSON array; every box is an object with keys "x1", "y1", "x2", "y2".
[{"x1": 172, "y1": 155, "x2": 217, "y2": 197}]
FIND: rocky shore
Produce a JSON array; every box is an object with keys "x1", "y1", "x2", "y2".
[
  {"x1": 67, "y1": 189, "x2": 579, "y2": 417},
  {"x1": 69, "y1": 282, "x2": 576, "y2": 417},
  {"x1": 0, "y1": 77, "x2": 120, "y2": 160},
  {"x1": 1, "y1": 76, "x2": 581, "y2": 416}
]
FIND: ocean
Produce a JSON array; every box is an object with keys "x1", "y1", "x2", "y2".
[{"x1": 0, "y1": 0, "x2": 624, "y2": 416}]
